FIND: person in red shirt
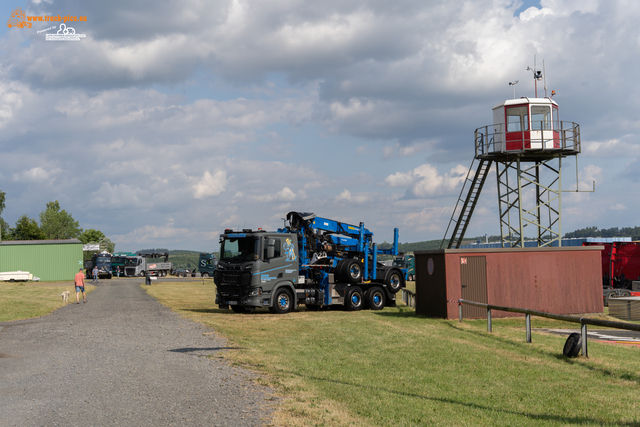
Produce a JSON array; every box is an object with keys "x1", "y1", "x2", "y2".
[{"x1": 74, "y1": 268, "x2": 87, "y2": 304}]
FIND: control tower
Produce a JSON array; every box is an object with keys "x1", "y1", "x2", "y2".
[{"x1": 442, "y1": 96, "x2": 581, "y2": 248}]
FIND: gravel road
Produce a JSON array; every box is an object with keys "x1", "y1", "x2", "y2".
[{"x1": 0, "y1": 279, "x2": 275, "y2": 426}]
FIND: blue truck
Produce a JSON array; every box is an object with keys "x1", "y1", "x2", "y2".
[{"x1": 214, "y1": 211, "x2": 406, "y2": 313}]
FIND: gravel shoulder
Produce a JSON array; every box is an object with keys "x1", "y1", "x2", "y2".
[{"x1": 0, "y1": 279, "x2": 275, "y2": 426}]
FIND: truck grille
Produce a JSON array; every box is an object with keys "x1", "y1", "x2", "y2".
[
  {"x1": 218, "y1": 271, "x2": 251, "y2": 286},
  {"x1": 125, "y1": 267, "x2": 137, "y2": 276}
]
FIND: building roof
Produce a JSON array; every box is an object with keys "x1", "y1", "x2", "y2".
[{"x1": 0, "y1": 239, "x2": 82, "y2": 246}]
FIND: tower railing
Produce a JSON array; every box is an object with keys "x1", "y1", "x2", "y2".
[{"x1": 474, "y1": 121, "x2": 580, "y2": 156}]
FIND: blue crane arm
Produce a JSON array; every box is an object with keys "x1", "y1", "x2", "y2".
[{"x1": 310, "y1": 216, "x2": 373, "y2": 239}]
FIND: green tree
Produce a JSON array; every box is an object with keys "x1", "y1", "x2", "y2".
[
  {"x1": 79, "y1": 229, "x2": 115, "y2": 260},
  {"x1": 79, "y1": 229, "x2": 105, "y2": 244},
  {"x1": 39, "y1": 201, "x2": 82, "y2": 240},
  {"x1": 0, "y1": 190, "x2": 7, "y2": 240},
  {"x1": 12, "y1": 215, "x2": 46, "y2": 240}
]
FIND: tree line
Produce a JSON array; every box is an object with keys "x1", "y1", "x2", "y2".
[
  {"x1": 563, "y1": 226, "x2": 640, "y2": 241},
  {"x1": 0, "y1": 190, "x2": 114, "y2": 254}
]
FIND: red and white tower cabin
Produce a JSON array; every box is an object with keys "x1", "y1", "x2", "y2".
[{"x1": 491, "y1": 97, "x2": 560, "y2": 152}]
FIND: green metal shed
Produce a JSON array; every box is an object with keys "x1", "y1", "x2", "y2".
[{"x1": 0, "y1": 239, "x2": 83, "y2": 282}]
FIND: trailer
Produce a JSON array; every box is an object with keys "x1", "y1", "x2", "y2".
[
  {"x1": 582, "y1": 241, "x2": 640, "y2": 304},
  {"x1": 214, "y1": 211, "x2": 406, "y2": 313}
]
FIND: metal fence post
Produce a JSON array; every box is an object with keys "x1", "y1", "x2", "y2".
[
  {"x1": 526, "y1": 313, "x2": 531, "y2": 343},
  {"x1": 458, "y1": 301, "x2": 463, "y2": 323},
  {"x1": 487, "y1": 308, "x2": 492, "y2": 332},
  {"x1": 581, "y1": 323, "x2": 588, "y2": 357}
]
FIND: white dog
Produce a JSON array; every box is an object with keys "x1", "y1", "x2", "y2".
[{"x1": 59, "y1": 290, "x2": 70, "y2": 303}]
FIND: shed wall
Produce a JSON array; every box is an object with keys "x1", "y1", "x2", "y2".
[
  {"x1": 415, "y1": 247, "x2": 603, "y2": 319},
  {"x1": 0, "y1": 242, "x2": 83, "y2": 281}
]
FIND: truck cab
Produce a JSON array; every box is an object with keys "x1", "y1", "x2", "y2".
[{"x1": 198, "y1": 253, "x2": 218, "y2": 277}]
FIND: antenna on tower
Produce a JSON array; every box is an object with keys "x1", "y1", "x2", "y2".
[
  {"x1": 526, "y1": 55, "x2": 544, "y2": 97},
  {"x1": 543, "y1": 59, "x2": 547, "y2": 98}
]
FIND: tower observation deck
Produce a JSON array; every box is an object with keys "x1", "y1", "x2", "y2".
[{"x1": 442, "y1": 96, "x2": 581, "y2": 249}]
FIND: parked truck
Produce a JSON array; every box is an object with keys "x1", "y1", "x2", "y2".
[
  {"x1": 393, "y1": 254, "x2": 415, "y2": 281},
  {"x1": 85, "y1": 252, "x2": 112, "y2": 279},
  {"x1": 111, "y1": 252, "x2": 136, "y2": 276},
  {"x1": 198, "y1": 253, "x2": 218, "y2": 277},
  {"x1": 124, "y1": 252, "x2": 173, "y2": 277},
  {"x1": 214, "y1": 211, "x2": 406, "y2": 313}
]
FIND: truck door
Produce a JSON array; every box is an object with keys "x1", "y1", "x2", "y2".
[{"x1": 261, "y1": 236, "x2": 298, "y2": 285}]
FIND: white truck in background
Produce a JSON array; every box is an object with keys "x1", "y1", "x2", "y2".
[{"x1": 124, "y1": 252, "x2": 172, "y2": 277}]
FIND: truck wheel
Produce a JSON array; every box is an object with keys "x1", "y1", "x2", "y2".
[
  {"x1": 385, "y1": 269, "x2": 404, "y2": 294},
  {"x1": 202, "y1": 272, "x2": 209, "y2": 278},
  {"x1": 345, "y1": 259, "x2": 363, "y2": 283},
  {"x1": 139, "y1": 271, "x2": 145, "y2": 277},
  {"x1": 365, "y1": 286, "x2": 386, "y2": 310},
  {"x1": 345, "y1": 286, "x2": 364, "y2": 311},
  {"x1": 563, "y1": 332, "x2": 582, "y2": 357},
  {"x1": 270, "y1": 288, "x2": 293, "y2": 314},
  {"x1": 408, "y1": 274, "x2": 414, "y2": 281}
]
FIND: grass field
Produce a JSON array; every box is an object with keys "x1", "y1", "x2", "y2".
[
  {"x1": 145, "y1": 281, "x2": 640, "y2": 427},
  {"x1": 0, "y1": 282, "x2": 95, "y2": 322}
]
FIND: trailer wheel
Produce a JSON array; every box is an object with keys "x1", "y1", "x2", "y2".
[
  {"x1": 385, "y1": 269, "x2": 404, "y2": 294},
  {"x1": 270, "y1": 288, "x2": 293, "y2": 314},
  {"x1": 563, "y1": 332, "x2": 582, "y2": 358},
  {"x1": 365, "y1": 286, "x2": 386, "y2": 310},
  {"x1": 345, "y1": 286, "x2": 364, "y2": 311}
]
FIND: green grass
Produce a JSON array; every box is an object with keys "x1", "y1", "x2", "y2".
[
  {"x1": 0, "y1": 282, "x2": 95, "y2": 322},
  {"x1": 145, "y1": 281, "x2": 640, "y2": 427}
]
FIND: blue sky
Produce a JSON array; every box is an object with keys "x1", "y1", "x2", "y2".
[{"x1": 0, "y1": 0, "x2": 638, "y2": 252}]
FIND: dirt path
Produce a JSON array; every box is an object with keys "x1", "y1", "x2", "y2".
[{"x1": 0, "y1": 279, "x2": 274, "y2": 426}]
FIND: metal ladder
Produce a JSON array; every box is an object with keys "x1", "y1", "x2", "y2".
[{"x1": 441, "y1": 158, "x2": 493, "y2": 249}]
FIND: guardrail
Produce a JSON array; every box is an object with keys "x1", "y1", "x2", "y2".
[
  {"x1": 458, "y1": 299, "x2": 640, "y2": 357},
  {"x1": 402, "y1": 289, "x2": 416, "y2": 308}
]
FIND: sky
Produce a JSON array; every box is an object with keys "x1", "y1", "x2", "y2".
[{"x1": 0, "y1": 0, "x2": 638, "y2": 252}]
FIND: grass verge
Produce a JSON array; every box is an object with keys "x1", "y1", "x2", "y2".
[
  {"x1": 146, "y1": 281, "x2": 640, "y2": 426},
  {"x1": 0, "y1": 282, "x2": 95, "y2": 322}
]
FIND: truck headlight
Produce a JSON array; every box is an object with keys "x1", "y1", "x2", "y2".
[{"x1": 248, "y1": 288, "x2": 262, "y2": 297}]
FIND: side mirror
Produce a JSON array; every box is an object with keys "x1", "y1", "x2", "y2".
[{"x1": 267, "y1": 239, "x2": 275, "y2": 259}]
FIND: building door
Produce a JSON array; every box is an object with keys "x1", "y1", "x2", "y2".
[{"x1": 460, "y1": 256, "x2": 488, "y2": 318}]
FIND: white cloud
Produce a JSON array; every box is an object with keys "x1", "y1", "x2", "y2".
[
  {"x1": 193, "y1": 170, "x2": 227, "y2": 199},
  {"x1": 384, "y1": 164, "x2": 467, "y2": 198},
  {"x1": 12, "y1": 166, "x2": 61, "y2": 183}
]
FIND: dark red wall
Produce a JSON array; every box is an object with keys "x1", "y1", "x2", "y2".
[{"x1": 415, "y1": 247, "x2": 603, "y2": 319}]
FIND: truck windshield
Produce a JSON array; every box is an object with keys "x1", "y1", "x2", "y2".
[
  {"x1": 95, "y1": 256, "x2": 111, "y2": 267},
  {"x1": 124, "y1": 258, "x2": 137, "y2": 266},
  {"x1": 221, "y1": 237, "x2": 259, "y2": 261}
]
